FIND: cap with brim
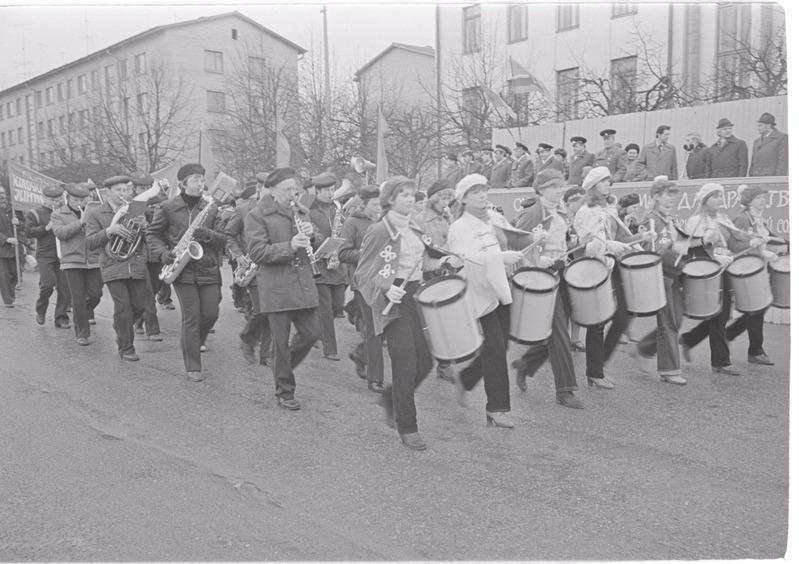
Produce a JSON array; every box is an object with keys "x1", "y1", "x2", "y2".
[
  {"x1": 649, "y1": 175, "x2": 679, "y2": 197},
  {"x1": 358, "y1": 185, "x2": 380, "y2": 202},
  {"x1": 311, "y1": 172, "x2": 337, "y2": 189},
  {"x1": 696, "y1": 182, "x2": 725, "y2": 205},
  {"x1": 427, "y1": 180, "x2": 452, "y2": 199},
  {"x1": 533, "y1": 169, "x2": 566, "y2": 193},
  {"x1": 757, "y1": 112, "x2": 776, "y2": 126},
  {"x1": 265, "y1": 168, "x2": 296, "y2": 188},
  {"x1": 582, "y1": 166, "x2": 611, "y2": 191},
  {"x1": 379, "y1": 176, "x2": 415, "y2": 209},
  {"x1": 65, "y1": 183, "x2": 90, "y2": 198},
  {"x1": 177, "y1": 164, "x2": 205, "y2": 182},
  {"x1": 599, "y1": 129, "x2": 616, "y2": 138},
  {"x1": 103, "y1": 175, "x2": 130, "y2": 188},
  {"x1": 570, "y1": 136, "x2": 587, "y2": 145},
  {"x1": 495, "y1": 145, "x2": 511, "y2": 157},
  {"x1": 618, "y1": 194, "x2": 640, "y2": 209},
  {"x1": 129, "y1": 171, "x2": 154, "y2": 187},
  {"x1": 716, "y1": 118, "x2": 734, "y2": 129},
  {"x1": 515, "y1": 142, "x2": 529, "y2": 152},
  {"x1": 454, "y1": 174, "x2": 488, "y2": 201},
  {"x1": 537, "y1": 143, "x2": 553, "y2": 151},
  {"x1": 43, "y1": 184, "x2": 65, "y2": 198},
  {"x1": 562, "y1": 187, "x2": 585, "y2": 202}
]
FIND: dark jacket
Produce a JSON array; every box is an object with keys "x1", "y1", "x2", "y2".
[
  {"x1": 24, "y1": 205, "x2": 58, "y2": 258},
  {"x1": 146, "y1": 195, "x2": 227, "y2": 285},
  {"x1": 706, "y1": 136, "x2": 748, "y2": 179},
  {"x1": 612, "y1": 158, "x2": 648, "y2": 183},
  {"x1": 685, "y1": 145, "x2": 710, "y2": 179},
  {"x1": 750, "y1": 129, "x2": 788, "y2": 177},
  {"x1": 594, "y1": 145, "x2": 625, "y2": 176},
  {"x1": 0, "y1": 208, "x2": 17, "y2": 259},
  {"x1": 637, "y1": 141, "x2": 678, "y2": 180},
  {"x1": 85, "y1": 201, "x2": 147, "y2": 282},
  {"x1": 509, "y1": 154, "x2": 535, "y2": 187},
  {"x1": 243, "y1": 194, "x2": 319, "y2": 314},
  {"x1": 489, "y1": 158, "x2": 513, "y2": 188},
  {"x1": 225, "y1": 199, "x2": 258, "y2": 259},
  {"x1": 338, "y1": 210, "x2": 374, "y2": 290},
  {"x1": 51, "y1": 204, "x2": 101, "y2": 269},
  {"x1": 308, "y1": 198, "x2": 346, "y2": 286}
]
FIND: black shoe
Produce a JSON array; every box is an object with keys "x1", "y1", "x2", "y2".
[
  {"x1": 678, "y1": 335, "x2": 693, "y2": 364},
  {"x1": 35, "y1": 314, "x2": 45, "y2": 325},
  {"x1": 239, "y1": 340, "x2": 256, "y2": 364},
  {"x1": 512, "y1": 360, "x2": 527, "y2": 392},
  {"x1": 400, "y1": 432, "x2": 427, "y2": 451},
  {"x1": 349, "y1": 352, "x2": 367, "y2": 379},
  {"x1": 277, "y1": 397, "x2": 300, "y2": 410}
]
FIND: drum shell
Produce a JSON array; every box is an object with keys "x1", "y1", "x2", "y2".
[
  {"x1": 618, "y1": 251, "x2": 667, "y2": 316},
  {"x1": 681, "y1": 258, "x2": 722, "y2": 320},
  {"x1": 509, "y1": 267, "x2": 559, "y2": 344},
  {"x1": 414, "y1": 275, "x2": 483, "y2": 363},
  {"x1": 768, "y1": 256, "x2": 790, "y2": 309},
  {"x1": 564, "y1": 257, "x2": 616, "y2": 327},
  {"x1": 726, "y1": 255, "x2": 773, "y2": 313}
]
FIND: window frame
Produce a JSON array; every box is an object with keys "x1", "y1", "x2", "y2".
[
  {"x1": 134, "y1": 53, "x2": 147, "y2": 75},
  {"x1": 611, "y1": 3, "x2": 637, "y2": 19},
  {"x1": 206, "y1": 90, "x2": 226, "y2": 113},
  {"x1": 462, "y1": 5, "x2": 482, "y2": 55},
  {"x1": 556, "y1": 66, "x2": 580, "y2": 120},
  {"x1": 557, "y1": 4, "x2": 580, "y2": 32},
  {"x1": 507, "y1": 4, "x2": 529, "y2": 44},
  {"x1": 204, "y1": 50, "x2": 225, "y2": 74}
]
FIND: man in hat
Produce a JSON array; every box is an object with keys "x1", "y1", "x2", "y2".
[
  {"x1": 749, "y1": 112, "x2": 788, "y2": 177},
  {"x1": 594, "y1": 129, "x2": 625, "y2": 176},
  {"x1": 706, "y1": 118, "x2": 748, "y2": 178},
  {"x1": 0, "y1": 187, "x2": 22, "y2": 307},
  {"x1": 459, "y1": 149, "x2": 482, "y2": 177},
  {"x1": 51, "y1": 183, "x2": 104, "y2": 345},
  {"x1": 25, "y1": 183, "x2": 71, "y2": 328},
  {"x1": 129, "y1": 171, "x2": 164, "y2": 342},
  {"x1": 339, "y1": 184, "x2": 385, "y2": 392},
  {"x1": 478, "y1": 147, "x2": 494, "y2": 179},
  {"x1": 566, "y1": 136, "x2": 595, "y2": 185},
  {"x1": 244, "y1": 168, "x2": 322, "y2": 410},
  {"x1": 441, "y1": 153, "x2": 462, "y2": 187},
  {"x1": 490, "y1": 145, "x2": 513, "y2": 188},
  {"x1": 536, "y1": 143, "x2": 562, "y2": 174},
  {"x1": 85, "y1": 175, "x2": 149, "y2": 361},
  {"x1": 148, "y1": 163, "x2": 227, "y2": 379},
  {"x1": 308, "y1": 171, "x2": 347, "y2": 361},
  {"x1": 637, "y1": 125, "x2": 678, "y2": 180},
  {"x1": 509, "y1": 142, "x2": 535, "y2": 187},
  {"x1": 227, "y1": 172, "x2": 272, "y2": 366}
]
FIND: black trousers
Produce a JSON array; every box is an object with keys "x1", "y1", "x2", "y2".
[
  {"x1": 585, "y1": 264, "x2": 630, "y2": 380},
  {"x1": 134, "y1": 265, "x2": 161, "y2": 336},
  {"x1": 36, "y1": 256, "x2": 71, "y2": 325},
  {"x1": 105, "y1": 278, "x2": 148, "y2": 355},
  {"x1": 147, "y1": 262, "x2": 172, "y2": 304},
  {"x1": 240, "y1": 285, "x2": 272, "y2": 361},
  {"x1": 725, "y1": 309, "x2": 766, "y2": 357},
  {"x1": 681, "y1": 279, "x2": 733, "y2": 367},
  {"x1": 63, "y1": 268, "x2": 103, "y2": 339},
  {"x1": 515, "y1": 285, "x2": 579, "y2": 393},
  {"x1": 0, "y1": 256, "x2": 17, "y2": 305},
  {"x1": 267, "y1": 307, "x2": 321, "y2": 400},
  {"x1": 173, "y1": 282, "x2": 221, "y2": 372},
  {"x1": 354, "y1": 290, "x2": 384, "y2": 384},
  {"x1": 381, "y1": 281, "x2": 433, "y2": 435},
  {"x1": 316, "y1": 283, "x2": 345, "y2": 356},
  {"x1": 460, "y1": 304, "x2": 512, "y2": 412}
]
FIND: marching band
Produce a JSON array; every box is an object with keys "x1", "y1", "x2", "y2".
[{"x1": 2, "y1": 162, "x2": 789, "y2": 452}]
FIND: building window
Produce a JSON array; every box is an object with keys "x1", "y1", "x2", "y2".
[
  {"x1": 204, "y1": 50, "x2": 224, "y2": 73},
  {"x1": 46, "y1": 87, "x2": 54, "y2": 105},
  {"x1": 611, "y1": 3, "x2": 637, "y2": 18},
  {"x1": 67, "y1": 78, "x2": 73, "y2": 98},
  {"x1": 609, "y1": 56, "x2": 637, "y2": 113},
  {"x1": 556, "y1": 67, "x2": 580, "y2": 120},
  {"x1": 136, "y1": 92, "x2": 148, "y2": 114},
  {"x1": 79, "y1": 109, "x2": 88, "y2": 127},
  {"x1": 47, "y1": 119, "x2": 55, "y2": 136},
  {"x1": 68, "y1": 112, "x2": 75, "y2": 129},
  {"x1": 9, "y1": 129, "x2": 15, "y2": 146},
  {"x1": 39, "y1": 152, "x2": 46, "y2": 163},
  {"x1": 716, "y1": 3, "x2": 752, "y2": 96},
  {"x1": 17, "y1": 127, "x2": 23, "y2": 144},
  {"x1": 134, "y1": 53, "x2": 147, "y2": 75},
  {"x1": 231, "y1": 28, "x2": 238, "y2": 40},
  {"x1": 248, "y1": 56, "x2": 265, "y2": 79},
  {"x1": 57, "y1": 82, "x2": 64, "y2": 102},
  {"x1": 119, "y1": 58, "x2": 128, "y2": 79},
  {"x1": 78, "y1": 74, "x2": 87, "y2": 94},
  {"x1": 138, "y1": 132, "x2": 147, "y2": 150},
  {"x1": 0, "y1": 104, "x2": 3, "y2": 120},
  {"x1": 35, "y1": 90, "x2": 42, "y2": 109},
  {"x1": 0, "y1": 132, "x2": 5, "y2": 148},
  {"x1": 557, "y1": 4, "x2": 579, "y2": 31},
  {"x1": 104, "y1": 65, "x2": 115, "y2": 94},
  {"x1": 463, "y1": 5, "x2": 481, "y2": 54},
  {"x1": 15, "y1": 98, "x2": 21, "y2": 116},
  {"x1": 206, "y1": 90, "x2": 225, "y2": 112},
  {"x1": 59, "y1": 116, "x2": 66, "y2": 134},
  {"x1": 461, "y1": 86, "x2": 483, "y2": 134},
  {"x1": 507, "y1": 4, "x2": 528, "y2": 43},
  {"x1": 91, "y1": 70, "x2": 99, "y2": 89},
  {"x1": 6, "y1": 102, "x2": 13, "y2": 118},
  {"x1": 506, "y1": 83, "x2": 530, "y2": 126},
  {"x1": 37, "y1": 121, "x2": 44, "y2": 138}
]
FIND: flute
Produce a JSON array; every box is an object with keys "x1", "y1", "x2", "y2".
[{"x1": 289, "y1": 200, "x2": 322, "y2": 279}]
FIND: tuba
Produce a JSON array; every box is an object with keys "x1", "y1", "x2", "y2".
[{"x1": 105, "y1": 182, "x2": 163, "y2": 260}]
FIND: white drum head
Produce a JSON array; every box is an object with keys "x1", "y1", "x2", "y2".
[
  {"x1": 621, "y1": 252, "x2": 658, "y2": 267},
  {"x1": 513, "y1": 269, "x2": 558, "y2": 292},
  {"x1": 769, "y1": 256, "x2": 790, "y2": 274},
  {"x1": 727, "y1": 255, "x2": 765, "y2": 276},
  {"x1": 565, "y1": 259, "x2": 608, "y2": 289},
  {"x1": 683, "y1": 259, "x2": 721, "y2": 277},
  {"x1": 417, "y1": 277, "x2": 465, "y2": 304}
]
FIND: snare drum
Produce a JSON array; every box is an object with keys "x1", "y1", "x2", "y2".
[
  {"x1": 726, "y1": 255, "x2": 773, "y2": 313},
  {"x1": 564, "y1": 257, "x2": 616, "y2": 326},
  {"x1": 681, "y1": 258, "x2": 722, "y2": 319},
  {"x1": 618, "y1": 251, "x2": 667, "y2": 316},
  {"x1": 414, "y1": 275, "x2": 483, "y2": 363},
  {"x1": 768, "y1": 256, "x2": 790, "y2": 309},
  {"x1": 509, "y1": 267, "x2": 559, "y2": 344}
]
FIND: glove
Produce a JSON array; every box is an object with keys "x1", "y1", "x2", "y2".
[
  {"x1": 386, "y1": 285, "x2": 405, "y2": 304},
  {"x1": 606, "y1": 240, "x2": 627, "y2": 255},
  {"x1": 501, "y1": 250, "x2": 523, "y2": 265},
  {"x1": 193, "y1": 227, "x2": 212, "y2": 242}
]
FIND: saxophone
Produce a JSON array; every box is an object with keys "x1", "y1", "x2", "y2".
[
  {"x1": 325, "y1": 200, "x2": 344, "y2": 270},
  {"x1": 159, "y1": 194, "x2": 214, "y2": 284},
  {"x1": 233, "y1": 254, "x2": 259, "y2": 287}
]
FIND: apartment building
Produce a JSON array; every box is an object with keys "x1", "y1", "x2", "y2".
[
  {"x1": 0, "y1": 11, "x2": 304, "y2": 172},
  {"x1": 354, "y1": 43, "x2": 435, "y2": 109}
]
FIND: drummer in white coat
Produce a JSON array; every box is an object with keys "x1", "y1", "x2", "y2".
[{"x1": 448, "y1": 174, "x2": 538, "y2": 428}]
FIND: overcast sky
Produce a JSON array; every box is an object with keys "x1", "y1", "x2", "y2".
[{"x1": 0, "y1": 1, "x2": 437, "y2": 91}]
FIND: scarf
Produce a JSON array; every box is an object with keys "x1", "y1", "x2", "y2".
[{"x1": 181, "y1": 192, "x2": 202, "y2": 209}]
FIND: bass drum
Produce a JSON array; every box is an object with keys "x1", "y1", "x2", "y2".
[
  {"x1": 681, "y1": 258, "x2": 722, "y2": 319},
  {"x1": 726, "y1": 254, "x2": 773, "y2": 313},
  {"x1": 414, "y1": 275, "x2": 483, "y2": 364},
  {"x1": 768, "y1": 256, "x2": 790, "y2": 309},
  {"x1": 564, "y1": 257, "x2": 616, "y2": 327},
  {"x1": 509, "y1": 267, "x2": 559, "y2": 344}
]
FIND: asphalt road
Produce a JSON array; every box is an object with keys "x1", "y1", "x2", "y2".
[{"x1": 0, "y1": 269, "x2": 789, "y2": 561}]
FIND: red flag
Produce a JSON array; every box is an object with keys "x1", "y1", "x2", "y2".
[
  {"x1": 376, "y1": 106, "x2": 389, "y2": 184},
  {"x1": 481, "y1": 85, "x2": 517, "y2": 121},
  {"x1": 508, "y1": 57, "x2": 549, "y2": 97}
]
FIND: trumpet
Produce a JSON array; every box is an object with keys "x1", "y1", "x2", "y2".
[{"x1": 290, "y1": 200, "x2": 322, "y2": 279}]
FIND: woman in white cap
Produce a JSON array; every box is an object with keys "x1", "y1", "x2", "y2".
[{"x1": 448, "y1": 174, "x2": 536, "y2": 427}]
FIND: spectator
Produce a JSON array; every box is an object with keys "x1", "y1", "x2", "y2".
[
  {"x1": 637, "y1": 125, "x2": 678, "y2": 180},
  {"x1": 509, "y1": 142, "x2": 535, "y2": 187},
  {"x1": 459, "y1": 149, "x2": 482, "y2": 176},
  {"x1": 706, "y1": 118, "x2": 748, "y2": 178},
  {"x1": 612, "y1": 143, "x2": 647, "y2": 182},
  {"x1": 535, "y1": 143, "x2": 560, "y2": 174},
  {"x1": 489, "y1": 145, "x2": 513, "y2": 188},
  {"x1": 478, "y1": 147, "x2": 494, "y2": 179},
  {"x1": 441, "y1": 153, "x2": 462, "y2": 187},
  {"x1": 566, "y1": 136, "x2": 595, "y2": 184},
  {"x1": 683, "y1": 133, "x2": 710, "y2": 179},
  {"x1": 553, "y1": 148, "x2": 568, "y2": 173},
  {"x1": 594, "y1": 129, "x2": 625, "y2": 176},
  {"x1": 749, "y1": 112, "x2": 788, "y2": 177}
]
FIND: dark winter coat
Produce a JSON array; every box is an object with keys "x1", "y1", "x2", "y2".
[
  {"x1": 706, "y1": 136, "x2": 749, "y2": 179},
  {"x1": 338, "y1": 210, "x2": 374, "y2": 290},
  {"x1": 24, "y1": 205, "x2": 58, "y2": 258},
  {"x1": 308, "y1": 198, "x2": 346, "y2": 286},
  {"x1": 685, "y1": 145, "x2": 710, "y2": 179},
  {"x1": 749, "y1": 129, "x2": 788, "y2": 177},
  {"x1": 51, "y1": 204, "x2": 101, "y2": 269},
  {"x1": 85, "y1": 201, "x2": 147, "y2": 282}
]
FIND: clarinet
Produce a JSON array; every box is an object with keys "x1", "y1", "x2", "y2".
[{"x1": 290, "y1": 200, "x2": 322, "y2": 279}]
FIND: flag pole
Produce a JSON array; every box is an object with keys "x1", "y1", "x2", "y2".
[{"x1": 6, "y1": 164, "x2": 22, "y2": 289}]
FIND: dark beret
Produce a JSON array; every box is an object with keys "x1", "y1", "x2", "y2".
[
  {"x1": 618, "y1": 193, "x2": 641, "y2": 209},
  {"x1": 311, "y1": 172, "x2": 337, "y2": 189},
  {"x1": 481, "y1": 146, "x2": 493, "y2": 152},
  {"x1": 562, "y1": 187, "x2": 586, "y2": 202},
  {"x1": 599, "y1": 129, "x2": 617, "y2": 138},
  {"x1": 103, "y1": 175, "x2": 130, "y2": 188},
  {"x1": 255, "y1": 172, "x2": 270, "y2": 184},
  {"x1": 239, "y1": 183, "x2": 257, "y2": 200},
  {"x1": 537, "y1": 143, "x2": 553, "y2": 150},
  {"x1": 265, "y1": 168, "x2": 296, "y2": 188},
  {"x1": 358, "y1": 185, "x2": 380, "y2": 202},
  {"x1": 129, "y1": 170, "x2": 154, "y2": 186},
  {"x1": 427, "y1": 180, "x2": 452, "y2": 199},
  {"x1": 554, "y1": 148, "x2": 567, "y2": 158},
  {"x1": 495, "y1": 145, "x2": 511, "y2": 156},
  {"x1": 177, "y1": 163, "x2": 205, "y2": 182},
  {"x1": 64, "y1": 183, "x2": 90, "y2": 198},
  {"x1": 570, "y1": 136, "x2": 587, "y2": 145},
  {"x1": 42, "y1": 184, "x2": 65, "y2": 198},
  {"x1": 515, "y1": 142, "x2": 529, "y2": 152},
  {"x1": 520, "y1": 196, "x2": 537, "y2": 209}
]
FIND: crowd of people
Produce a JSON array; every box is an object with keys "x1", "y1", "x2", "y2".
[
  {"x1": 0, "y1": 132, "x2": 788, "y2": 452},
  {"x1": 440, "y1": 112, "x2": 788, "y2": 191}
]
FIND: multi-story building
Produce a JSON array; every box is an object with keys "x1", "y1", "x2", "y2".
[
  {"x1": 354, "y1": 43, "x2": 435, "y2": 109},
  {"x1": 0, "y1": 11, "x2": 304, "y2": 174},
  {"x1": 436, "y1": 3, "x2": 786, "y2": 125}
]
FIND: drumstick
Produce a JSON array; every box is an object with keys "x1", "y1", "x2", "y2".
[
  {"x1": 381, "y1": 258, "x2": 422, "y2": 316},
  {"x1": 674, "y1": 214, "x2": 703, "y2": 267},
  {"x1": 649, "y1": 218, "x2": 656, "y2": 252}
]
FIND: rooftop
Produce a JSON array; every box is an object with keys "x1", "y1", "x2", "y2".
[{"x1": 354, "y1": 43, "x2": 435, "y2": 81}]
